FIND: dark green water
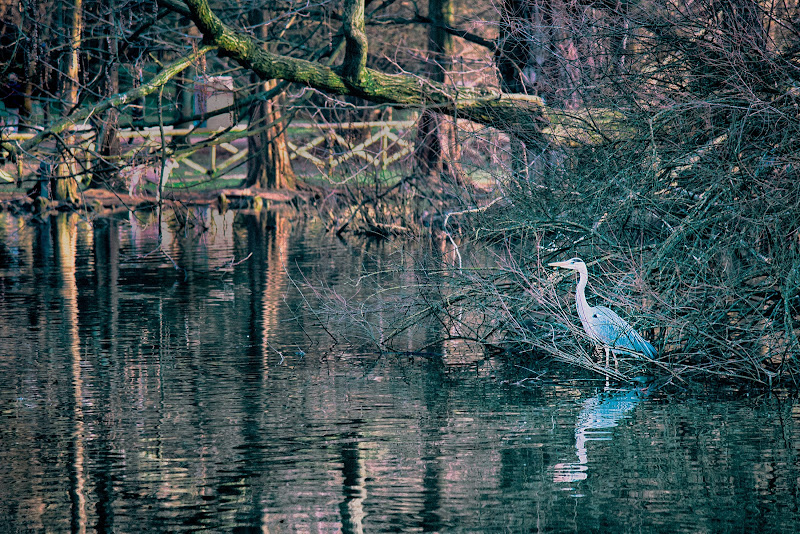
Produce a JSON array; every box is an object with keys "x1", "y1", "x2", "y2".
[{"x1": 0, "y1": 209, "x2": 798, "y2": 533}]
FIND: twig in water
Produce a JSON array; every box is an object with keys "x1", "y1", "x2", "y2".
[
  {"x1": 267, "y1": 341, "x2": 285, "y2": 365},
  {"x1": 443, "y1": 196, "x2": 503, "y2": 272},
  {"x1": 226, "y1": 252, "x2": 253, "y2": 268}
]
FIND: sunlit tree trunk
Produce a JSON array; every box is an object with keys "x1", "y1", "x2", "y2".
[
  {"x1": 414, "y1": 0, "x2": 462, "y2": 183},
  {"x1": 53, "y1": 0, "x2": 83, "y2": 202},
  {"x1": 246, "y1": 79, "x2": 295, "y2": 189},
  {"x1": 245, "y1": 5, "x2": 295, "y2": 190}
]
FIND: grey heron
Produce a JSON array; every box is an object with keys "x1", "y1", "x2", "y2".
[{"x1": 549, "y1": 258, "x2": 657, "y2": 369}]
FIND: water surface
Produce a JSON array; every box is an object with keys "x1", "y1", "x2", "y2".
[{"x1": 0, "y1": 209, "x2": 798, "y2": 533}]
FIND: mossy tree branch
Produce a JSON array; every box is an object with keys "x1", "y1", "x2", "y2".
[{"x1": 180, "y1": 0, "x2": 547, "y2": 146}]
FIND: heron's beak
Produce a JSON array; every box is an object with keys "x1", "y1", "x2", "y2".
[{"x1": 548, "y1": 261, "x2": 570, "y2": 269}]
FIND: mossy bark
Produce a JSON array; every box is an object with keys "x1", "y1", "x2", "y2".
[
  {"x1": 180, "y1": 0, "x2": 547, "y2": 147},
  {"x1": 52, "y1": 162, "x2": 79, "y2": 203},
  {"x1": 342, "y1": 0, "x2": 368, "y2": 82}
]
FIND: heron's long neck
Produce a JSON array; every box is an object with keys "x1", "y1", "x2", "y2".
[{"x1": 575, "y1": 266, "x2": 591, "y2": 325}]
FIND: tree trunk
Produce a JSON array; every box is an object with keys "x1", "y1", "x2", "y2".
[
  {"x1": 550, "y1": 1, "x2": 581, "y2": 109},
  {"x1": 176, "y1": 26, "x2": 201, "y2": 135},
  {"x1": 497, "y1": 0, "x2": 584, "y2": 109},
  {"x1": 176, "y1": 70, "x2": 195, "y2": 129},
  {"x1": 718, "y1": 0, "x2": 768, "y2": 89},
  {"x1": 496, "y1": 0, "x2": 536, "y2": 181},
  {"x1": 244, "y1": 5, "x2": 295, "y2": 190},
  {"x1": 246, "y1": 80, "x2": 295, "y2": 189},
  {"x1": 609, "y1": 1, "x2": 631, "y2": 77},
  {"x1": 52, "y1": 0, "x2": 83, "y2": 202},
  {"x1": 496, "y1": 0, "x2": 587, "y2": 182},
  {"x1": 94, "y1": 0, "x2": 121, "y2": 190},
  {"x1": 414, "y1": 0, "x2": 463, "y2": 184}
]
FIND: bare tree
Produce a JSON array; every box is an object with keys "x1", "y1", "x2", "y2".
[
  {"x1": 244, "y1": 4, "x2": 295, "y2": 189},
  {"x1": 246, "y1": 79, "x2": 295, "y2": 189},
  {"x1": 51, "y1": 0, "x2": 84, "y2": 202},
  {"x1": 414, "y1": 0, "x2": 463, "y2": 183}
]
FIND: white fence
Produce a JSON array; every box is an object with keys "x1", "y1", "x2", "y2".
[
  {"x1": 3, "y1": 119, "x2": 504, "y2": 181},
  {"x1": 115, "y1": 120, "x2": 417, "y2": 178}
]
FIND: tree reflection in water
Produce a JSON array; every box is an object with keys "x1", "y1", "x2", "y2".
[{"x1": 2, "y1": 210, "x2": 800, "y2": 532}]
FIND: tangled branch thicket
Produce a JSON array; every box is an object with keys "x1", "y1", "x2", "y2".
[{"x1": 357, "y1": 1, "x2": 800, "y2": 386}]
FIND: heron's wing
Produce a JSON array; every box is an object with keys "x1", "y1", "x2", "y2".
[{"x1": 587, "y1": 306, "x2": 657, "y2": 358}]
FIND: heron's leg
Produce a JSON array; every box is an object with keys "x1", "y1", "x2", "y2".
[{"x1": 604, "y1": 347, "x2": 610, "y2": 369}]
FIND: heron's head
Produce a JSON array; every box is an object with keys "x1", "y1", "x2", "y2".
[{"x1": 547, "y1": 257, "x2": 585, "y2": 271}]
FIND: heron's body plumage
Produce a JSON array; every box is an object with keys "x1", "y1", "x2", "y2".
[
  {"x1": 583, "y1": 305, "x2": 657, "y2": 359},
  {"x1": 550, "y1": 257, "x2": 657, "y2": 363}
]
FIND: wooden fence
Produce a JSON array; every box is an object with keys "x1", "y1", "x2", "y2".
[
  {"x1": 2, "y1": 119, "x2": 509, "y2": 185},
  {"x1": 2, "y1": 120, "x2": 418, "y2": 180},
  {"x1": 117, "y1": 120, "x2": 418, "y2": 178}
]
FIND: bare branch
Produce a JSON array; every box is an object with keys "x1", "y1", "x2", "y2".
[
  {"x1": 372, "y1": 14, "x2": 496, "y2": 51},
  {"x1": 17, "y1": 45, "x2": 215, "y2": 156}
]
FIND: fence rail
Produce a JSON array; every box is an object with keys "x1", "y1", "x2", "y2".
[{"x1": 2, "y1": 120, "x2": 419, "y2": 179}]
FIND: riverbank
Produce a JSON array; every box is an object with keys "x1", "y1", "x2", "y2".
[{"x1": 0, "y1": 185, "x2": 312, "y2": 214}]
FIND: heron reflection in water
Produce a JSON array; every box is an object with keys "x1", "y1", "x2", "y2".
[
  {"x1": 553, "y1": 386, "x2": 651, "y2": 485},
  {"x1": 549, "y1": 258, "x2": 657, "y2": 369}
]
